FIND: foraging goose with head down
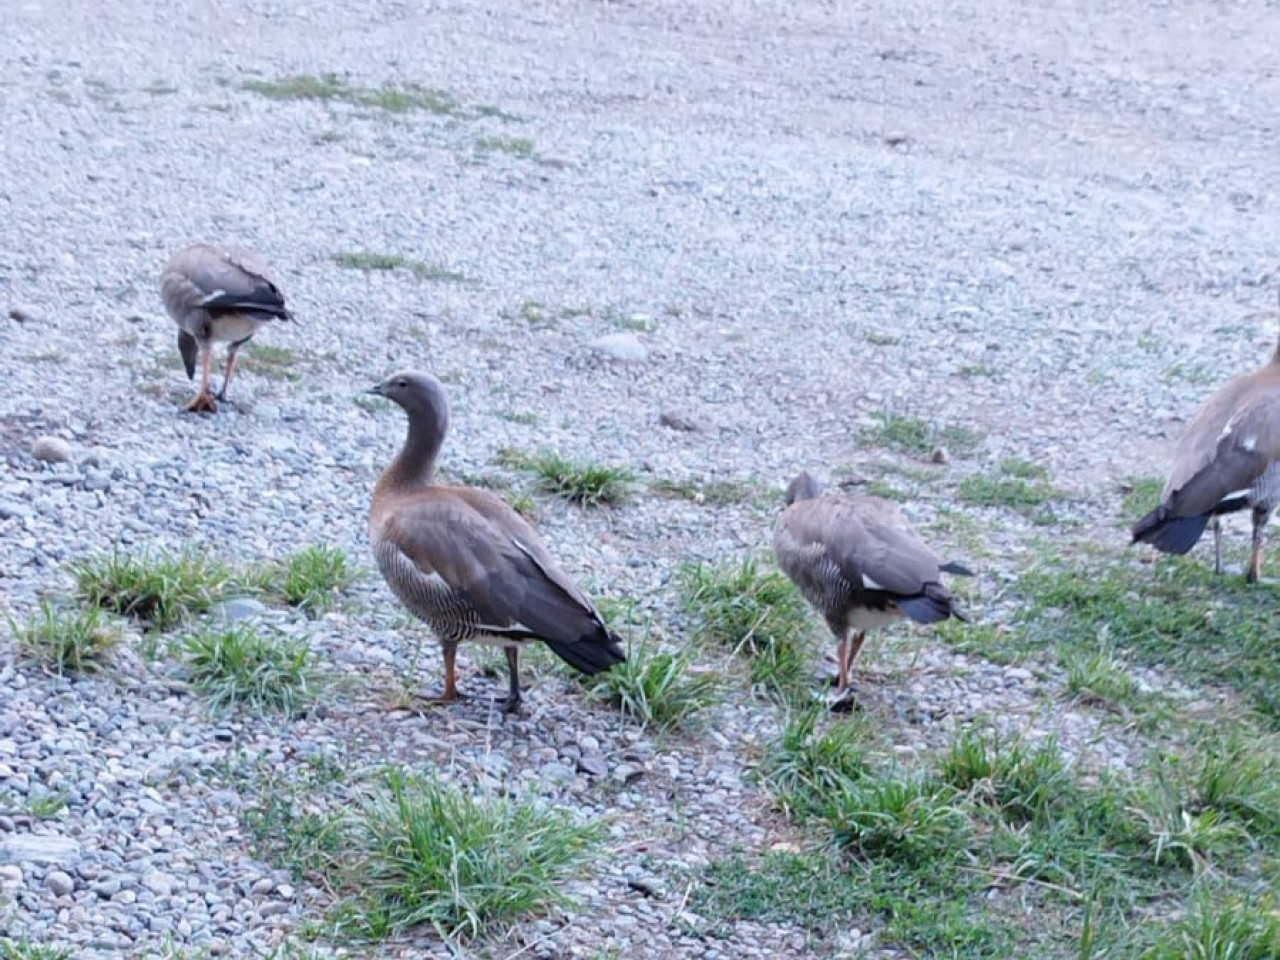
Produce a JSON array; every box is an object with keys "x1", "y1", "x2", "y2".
[
  {"x1": 1131, "y1": 320, "x2": 1280, "y2": 583},
  {"x1": 773, "y1": 471, "x2": 969, "y2": 710},
  {"x1": 160, "y1": 244, "x2": 293, "y2": 413},
  {"x1": 367, "y1": 370, "x2": 626, "y2": 712}
]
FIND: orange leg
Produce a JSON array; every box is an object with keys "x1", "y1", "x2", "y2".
[
  {"x1": 185, "y1": 346, "x2": 218, "y2": 413},
  {"x1": 217, "y1": 340, "x2": 247, "y2": 401},
  {"x1": 1247, "y1": 509, "x2": 1267, "y2": 584},
  {"x1": 831, "y1": 631, "x2": 865, "y2": 713}
]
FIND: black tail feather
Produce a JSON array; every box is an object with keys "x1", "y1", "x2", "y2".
[
  {"x1": 896, "y1": 583, "x2": 963, "y2": 625},
  {"x1": 1131, "y1": 508, "x2": 1211, "y2": 555},
  {"x1": 544, "y1": 629, "x2": 626, "y2": 676}
]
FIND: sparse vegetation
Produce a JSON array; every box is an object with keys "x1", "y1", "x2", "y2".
[
  {"x1": 71, "y1": 549, "x2": 234, "y2": 629},
  {"x1": 12, "y1": 601, "x2": 120, "y2": 674},
  {"x1": 331, "y1": 252, "x2": 471, "y2": 283},
  {"x1": 758, "y1": 707, "x2": 875, "y2": 818},
  {"x1": 474, "y1": 134, "x2": 536, "y2": 159},
  {"x1": 959, "y1": 458, "x2": 1064, "y2": 519},
  {"x1": 262, "y1": 545, "x2": 360, "y2": 615},
  {"x1": 586, "y1": 635, "x2": 722, "y2": 731},
  {"x1": 679, "y1": 557, "x2": 814, "y2": 697},
  {"x1": 859, "y1": 410, "x2": 985, "y2": 458},
  {"x1": 650, "y1": 476, "x2": 759, "y2": 506},
  {"x1": 243, "y1": 74, "x2": 468, "y2": 116},
  {"x1": 496, "y1": 449, "x2": 634, "y2": 507},
  {"x1": 335, "y1": 769, "x2": 599, "y2": 941},
  {"x1": 0, "y1": 942, "x2": 74, "y2": 960},
  {"x1": 1121, "y1": 474, "x2": 1165, "y2": 520},
  {"x1": 239, "y1": 344, "x2": 302, "y2": 382},
  {"x1": 180, "y1": 624, "x2": 322, "y2": 717}
]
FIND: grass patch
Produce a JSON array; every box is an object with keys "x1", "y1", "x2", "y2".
[
  {"x1": 12, "y1": 601, "x2": 120, "y2": 675},
  {"x1": 474, "y1": 134, "x2": 536, "y2": 159},
  {"x1": 937, "y1": 729, "x2": 1073, "y2": 825},
  {"x1": 585, "y1": 635, "x2": 721, "y2": 732},
  {"x1": 180, "y1": 624, "x2": 322, "y2": 717},
  {"x1": 758, "y1": 707, "x2": 875, "y2": 818},
  {"x1": 331, "y1": 252, "x2": 471, "y2": 283},
  {"x1": 934, "y1": 620, "x2": 1026, "y2": 665},
  {"x1": 335, "y1": 768, "x2": 599, "y2": 941},
  {"x1": 1121, "y1": 474, "x2": 1165, "y2": 520},
  {"x1": 71, "y1": 549, "x2": 234, "y2": 629},
  {"x1": 239, "y1": 344, "x2": 302, "y2": 382},
  {"x1": 959, "y1": 458, "x2": 1064, "y2": 520},
  {"x1": 0, "y1": 943, "x2": 73, "y2": 960},
  {"x1": 1062, "y1": 643, "x2": 1142, "y2": 712},
  {"x1": 860, "y1": 410, "x2": 985, "y2": 458},
  {"x1": 679, "y1": 556, "x2": 814, "y2": 698},
  {"x1": 260, "y1": 545, "x2": 360, "y2": 615},
  {"x1": 1141, "y1": 890, "x2": 1280, "y2": 959},
  {"x1": 650, "y1": 477, "x2": 759, "y2": 507},
  {"x1": 241, "y1": 756, "x2": 347, "y2": 884},
  {"x1": 1018, "y1": 554, "x2": 1280, "y2": 724},
  {"x1": 243, "y1": 73, "x2": 466, "y2": 116},
  {"x1": 496, "y1": 449, "x2": 633, "y2": 507}
]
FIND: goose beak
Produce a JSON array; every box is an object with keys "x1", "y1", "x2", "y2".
[{"x1": 366, "y1": 382, "x2": 386, "y2": 397}]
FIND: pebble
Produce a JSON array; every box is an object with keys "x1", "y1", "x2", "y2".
[
  {"x1": 9, "y1": 304, "x2": 45, "y2": 323},
  {"x1": 659, "y1": 410, "x2": 707, "y2": 432},
  {"x1": 0, "y1": 835, "x2": 82, "y2": 865},
  {"x1": 210, "y1": 598, "x2": 268, "y2": 624},
  {"x1": 0, "y1": 865, "x2": 22, "y2": 889},
  {"x1": 45, "y1": 869, "x2": 74, "y2": 896},
  {"x1": 31, "y1": 436, "x2": 74, "y2": 464},
  {"x1": 576, "y1": 755, "x2": 608, "y2": 778},
  {"x1": 588, "y1": 332, "x2": 649, "y2": 363}
]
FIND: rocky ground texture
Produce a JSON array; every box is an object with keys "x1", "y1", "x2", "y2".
[{"x1": 3, "y1": 0, "x2": 1280, "y2": 958}]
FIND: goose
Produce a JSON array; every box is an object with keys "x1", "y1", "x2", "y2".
[
  {"x1": 159, "y1": 244, "x2": 293, "y2": 412},
  {"x1": 773, "y1": 471, "x2": 969, "y2": 710},
  {"x1": 367, "y1": 370, "x2": 625, "y2": 712},
  {"x1": 1131, "y1": 324, "x2": 1280, "y2": 582}
]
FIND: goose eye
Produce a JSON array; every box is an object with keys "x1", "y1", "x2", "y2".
[{"x1": 396, "y1": 379, "x2": 408, "y2": 388}]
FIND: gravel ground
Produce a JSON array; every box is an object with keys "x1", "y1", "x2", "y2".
[{"x1": 3, "y1": 0, "x2": 1280, "y2": 957}]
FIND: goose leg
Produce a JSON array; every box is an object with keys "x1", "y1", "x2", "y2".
[
  {"x1": 185, "y1": 346, "x2": 218, "y2": 413},
  {"x1": 1247, "y1": 508, "x2": 1267, "y2": 584},
  {"x1": 503, "y1": 646, "x2": 522, "y2": 713},
  {"x1": 830, "y1": 631, "x2": 864, "y2": 714},
  {"x1": 1212, "y1": 517, "x2": 1223, "y2": 575},
  {"x1": 217, "y1": 338, "x2": 251, "y2": 401},
  {"x1": 416, "y1": 642, "x2": 462, "y2": 704}
]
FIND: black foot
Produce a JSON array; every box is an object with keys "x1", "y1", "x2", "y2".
[{"x1": 828, "y1": 687, "x2": 860, "y2": 714}]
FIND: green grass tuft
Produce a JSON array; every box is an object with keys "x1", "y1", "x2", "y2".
[
  {"x1": 959, "y1": 458, "x2": 1063, "y2": 520},
  {"x1": 860, "y1": 410, "x2": 985, "y2": 458},
  {"x1": 1141, "y1": 891, "x2": 1280, "y2": 959},
  {"x1": 497, "y1": 449, "x2": 634, "y2": 507},
  {"x1": 937, "y1": 728, "x2": 1073, "y2": 825},
  {"x1": 336, "y1": 769, "x2": 599, "y2": 941},
  {"x1": 331, "y1": 251, "x2": 471, "y2": 283},
  {"x1": 0, "y1": 942, "x2": 74, "y2": 960},
  {"x1": 71, "y1": 549, "x2": 233, "y2": 629},
  {"x1": 474, "y1": 134, "x2": 536, "y2": 158},
  {"x1": 180, "y1": 624, "x2": 321, "y2": 717},
  {"x1": 679, "y1": 556, "x2": 814, "y2": 697},
  {"x1": 243, "y1": 74, "x2": 466, "y2": 116},
  {"x1": 585, "y1": 635, "x2": 722, "y2": 731},
  {"x1": 825, "y1": 773, "x2": 973, "y2": 867},
  {"x1": 263, "y1": 545, "x2": 360, "y2": 615},
  {"x1": 12, "y1": 601, "x2": 120, "y2": 674},
  {"x1": 758, "y1": 707, "x2": 875, "y2": 818}
]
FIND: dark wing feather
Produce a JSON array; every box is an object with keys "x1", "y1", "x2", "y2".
[
  {"x1": 161, "y1": 244, "x2": 291, "y2": 328},
  {"x1": 385, "y1": 489, "x2": 623, "y2": 674}
]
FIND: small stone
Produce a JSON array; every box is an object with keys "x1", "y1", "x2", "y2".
[
  {"x1": 0, "y1": 501, "x2": 33, "y2": 520},
  {"x1": 930, "y1": 446, "x2": 950, "y2": 464},
  {"x1": 82, "y1": 468, "x2": 112, "y2": 492},
  {"x1": 45, "y1": 869, "x2": 74, "y2": 896},
  {"x1": 883, "y1": 132, "x2": 910, "y2": 147},
  {"x1": 0, "y1": 864, "x2": 22, "y2": 888},
  {"x1": 251, "y1": 877, "x2": 275, "y2": 895},
  {"x1": 9, "y1": 304, "x2": 45, "y2": 323},
  {"x1": 31, "y1": 436, "x2": 74, "y2": 463},
  {"x1": 210, "y1": 598, "x2": 267, "y2": 624},
  {"x1": 588, "y1": 332, "x2": 648, "y2": 363},
  {"x1": 0, "y1": 834, "x2": 82, "y2": 865},
  {"x1": 576, "y1": 755, "x2": 608, "y2": 778},
  {"x1": 626, "y1": 876, "x2": 666, "y2": 899},
  {"x1": 611, "y1": 763, "x2": 644, "y2": 785},
  {"x1": 659, "y1": 410, "x2": 706, "y2": 432},
  {"x1": 92, "y1": 878, "x2": 122, "y2": 897},
  {"x1": 142, "y1": 869, "x2": 174, "y2": 896}
]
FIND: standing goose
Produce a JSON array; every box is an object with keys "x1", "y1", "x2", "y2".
[
  {"x1": 773, "y1": 472, "x2": 969, "y2": 710},
  {"x1": 367, "y1": 370, "x2": 626, "y2": 712},
  {"x1": 1131, "y1": 324, "x2": 1280, "y2": 582},
  {"x1": 160, "y1": 243, "x2": 293, "y2": 412}
]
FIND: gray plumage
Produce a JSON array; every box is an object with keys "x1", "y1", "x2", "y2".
[
  {"x1": 367, "y1": 370, "x2": 625, "y2": 712},
  {"x1": 1131, "y1": 328, "x2": 1280, "y2": 582},
  {"x1": 774, "y1": 471, "x2": 967, "y2": 709},
  {"x1": 159, "y1": 243, "x2": 292, "y2": 413}
]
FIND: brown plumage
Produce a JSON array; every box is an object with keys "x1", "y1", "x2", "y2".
[
  {"x1": 773, "y1": 472, "x2": 969, "y2": 710},
  {"x1": 159, "y1": 244, "x2": 292, "y2": 413},
  {"x1": 1131, "y1": 323, "x2": 1280, "y2": 583},
  {"x1": 367, "y1": 370, "x2": 625, "y2": 712}
]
